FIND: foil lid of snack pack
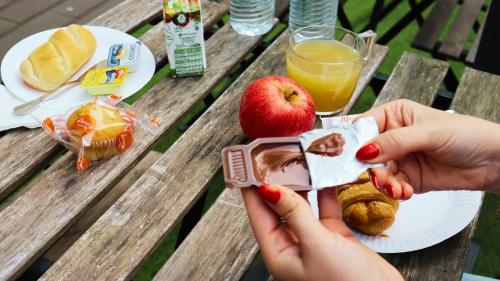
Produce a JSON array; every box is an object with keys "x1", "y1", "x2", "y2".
[
  {"x1": 221, "y1": 116, "x2": 384, "y2": 191},
  {"x1": 300, "y1": 117, "x2": 385, "y2": 189}
]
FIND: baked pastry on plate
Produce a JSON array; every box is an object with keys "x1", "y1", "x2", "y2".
[{"x1": 337, "y1": 172, "x2": 399, "y2": 235}]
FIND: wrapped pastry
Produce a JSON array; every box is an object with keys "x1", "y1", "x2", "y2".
[
  {"x1": 42, "y1": 96, "x2": 158, "y2": 171},
  {"x1": 337, "y1": 172, "x2": 399, "y2": 235}
]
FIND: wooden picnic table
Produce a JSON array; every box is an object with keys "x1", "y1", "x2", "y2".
[{"x1": 0, "y1": 1, "x2": 499, "y2": 280}]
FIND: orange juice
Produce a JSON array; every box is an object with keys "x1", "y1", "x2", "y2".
[{"x1": 287, "y1": 40, "x2": 363, "y2": 113}]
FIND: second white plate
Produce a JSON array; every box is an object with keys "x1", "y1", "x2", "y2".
[{"x1": 354, "y1": 190, "x2": 483, "y2": 253}]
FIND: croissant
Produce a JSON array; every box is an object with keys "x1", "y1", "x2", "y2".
[{"x1": 337, "y1": 172, "x2": 399, "y2": 235}]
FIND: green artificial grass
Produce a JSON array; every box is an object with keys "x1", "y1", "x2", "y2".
[{"x1": 131, "y1": 1, "x2": 499, "y2": 279}]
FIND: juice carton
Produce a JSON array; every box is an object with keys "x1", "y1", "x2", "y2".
[{"x1": 162, "y1": 0, "x2": 206, "y2": 77}]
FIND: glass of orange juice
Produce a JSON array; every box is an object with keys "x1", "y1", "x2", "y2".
[{"x1": 287, "y1": 25, "x2": 375, "y2": 115}]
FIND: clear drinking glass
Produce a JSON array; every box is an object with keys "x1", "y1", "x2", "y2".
[{"x1": 287, "y1": 25, "x2": 375, "y2": 115}]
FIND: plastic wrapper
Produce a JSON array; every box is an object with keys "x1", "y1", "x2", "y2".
[{"x1": 41, "y1": 95, "x2": 158, "y2": 171}]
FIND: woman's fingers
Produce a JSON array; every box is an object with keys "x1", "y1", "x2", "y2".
[
  {"x1": 358, "y1": 99, "x2": 417, "y2": 131},
  {"x1": 317, "y1": 188, "x2": 354, "y2": 238},
  {"x1": 356, "y1": 124, "x2": 434, "y2": 163},
  {"x1": 317, "y1": 188, "x2": 342, "y2": 220},
  {"x1": 241, "y1": 187, "x2": 280, "y2": 243},
  {"x1": 258, "y1": 184, "x2": 325, "y2": 242},
  {"x1": 241, "y1": 188, "x2": 305, "y2": 275},
  {"x1": 369, "y1": 168, "x2": 415, "y2": 200},
  {"x1": 241, "y1": 188, "x2": 298, "y2": 254}
]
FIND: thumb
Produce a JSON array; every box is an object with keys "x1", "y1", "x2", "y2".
[
  {"x1": 356, "y1": 124, "x2": 433, "y2": 163},
  {"x1": 258, "y1": 184, "x2": 324, "y2": 241}
]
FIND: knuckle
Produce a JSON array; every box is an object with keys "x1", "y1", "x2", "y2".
[
  {"x1": 281, "y1": 194, "x2": 303, "y2": 222},
  {"x1": 385, "y1": 131, "x2": 406, "y2": 148}
]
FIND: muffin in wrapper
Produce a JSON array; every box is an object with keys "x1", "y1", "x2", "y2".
[{"x1": 42, "y1": 96, "x2": 158, "y2": 171}]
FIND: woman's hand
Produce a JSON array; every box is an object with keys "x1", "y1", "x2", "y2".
[
  {"x1": 241, "y1": 184, "x2": 403, "y2": 281},
  {"x1": 357, "y1": 99, "x2": 500, "y2": 199}
]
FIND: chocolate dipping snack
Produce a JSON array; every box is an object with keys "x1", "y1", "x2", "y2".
[
  {"x1": 222, "y1": 137, "x2": 311, "y2": 190},
  {"x1": 222, "y1": 117, "x2": 384, "y2": 190}
]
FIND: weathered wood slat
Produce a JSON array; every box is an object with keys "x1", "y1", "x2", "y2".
[
  {"x1": 0, "y1": 131, "x2": 62, "y2": 202},
  {"x1": 154, "y1": 189, "x2": 256, "y2": 281},
  {"x1": 451, "y1": 68, "x2": 500, "y2": 122},
  {"x1": 373, "y1": 52, "x2": 449, "y2": 107},
  {"x1": 152, "y1": 51, "x2": 444, "y2": 281},
  {"x1": 88, "y1": 0, "x2": 162, "y2": 32},
  {"x1": 413, "y1": 0, "x2": 458, "y2": 51},
  {"x1": 43, "y1": 151, "x2": 162, "y2": 262},
  {"x1": 439, "y1": 0, "x2": 484, "y2": 58},
  {"x1": 0, "y1": 0, "x2": 227, "y2": 203},
  {"x1": 0, "y1": 21, "x2": 264, "y2": 281},
  {"x1": 465, "y1": 6, "x2": 489, "y2": 64},
  {"x1": 386, "y1": 67, "x2": 500, "y2": 281}
]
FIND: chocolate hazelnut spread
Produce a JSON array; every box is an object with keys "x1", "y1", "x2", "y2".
[
  {"x1": 251, "y1": 144, "x2": 310, "y2": 186},
  {"x1": 306, "y1": 133, "x2": 345, "y2": 156}
]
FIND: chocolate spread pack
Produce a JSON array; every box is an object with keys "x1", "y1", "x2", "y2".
[{"x1": 221, "y1": 116, "x2": 384, "y2": 191}]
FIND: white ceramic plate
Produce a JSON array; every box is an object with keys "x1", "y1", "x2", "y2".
[
  {"x1": 354, "y1": 190, "x2": 483, "y2": 253},
  {"x1": 1, "y1": 26, "x2": 155, "y2": 111}
]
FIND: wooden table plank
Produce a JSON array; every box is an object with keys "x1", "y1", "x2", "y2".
[
  {"x1": 413, "y1": 0, "x2": 458, "y2": 51},
  {"x1": 43, "y1": 151, "x2": 162, "y2": 262},
  {"x1": 386, "y1": 67, "x2": 500, "y2": 281},
  {"x1": 151, "y1": 40, "x2": 389, "y2": 281},
  {"x1": 439, "y1": 0, "x2": 484, "y2": 58},
  {"x1": 373, "y1": 52, "x2": 449, "y2": 107},
  {"x1": 0, "y1": 19, "x2": 261, "y2": 281},
  {"x1": 465, "y1": 5, "x2": 489, "y2": 64},
  {"x1": 0, "y1": 0, "x2": 227, "y2": 203},
  {"x1": 0, "y1": 130, "x2": 62, "y2": 202},
  {"x1": 451, "y1": 68, "x2": 500, "y2": 122},
  {"x1": 87, "y1": 0, "x2": 162, "y2": 32},
  {"x1": 29, "y1": 25, "x2": 272, "y2": 280}
]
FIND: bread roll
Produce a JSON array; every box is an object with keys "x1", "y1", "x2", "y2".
[{"x1": 20, "y1": 24, "x2": 96, "y2": 92}]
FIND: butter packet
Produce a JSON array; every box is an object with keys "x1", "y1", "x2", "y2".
[
  {"x1": 81, "y1": 66, "x2": 128, "y2": 96},
  {"x1": 299, "y1": 116, "x2": 385, "y2": 190},
  {"x1": 107, "y1": 42, "x2": 141, "y2": 72}
]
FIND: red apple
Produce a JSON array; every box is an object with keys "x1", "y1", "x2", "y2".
[{"x1": 239, "y1": 76, "x2": 316, "y2": 140}]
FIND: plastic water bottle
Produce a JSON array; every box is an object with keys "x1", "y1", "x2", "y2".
[
  {"x1": 289, "y1": 0, "x2": 338, "y2": 33},
  {"x1": 230, "y1": 0, "x2": 275, "y2": 36}
]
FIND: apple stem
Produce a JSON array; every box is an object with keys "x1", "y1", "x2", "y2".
[{"x1": 285, "y1": 88, "x2": 299, "y2": 102}]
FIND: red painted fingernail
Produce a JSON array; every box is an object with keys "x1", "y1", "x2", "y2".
[
  {"x1": 383, "y1": 185, "x2": 394, "y2": 198},
  {"x1": 368, "y1": 169, "x2": 380, "y2": 189},
  {"x1": 258, "y1": 184, "x2": 281, "y2": 205},
  {"x1": 356, "y1": 143, "x2": 380, "y2": 161}
]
